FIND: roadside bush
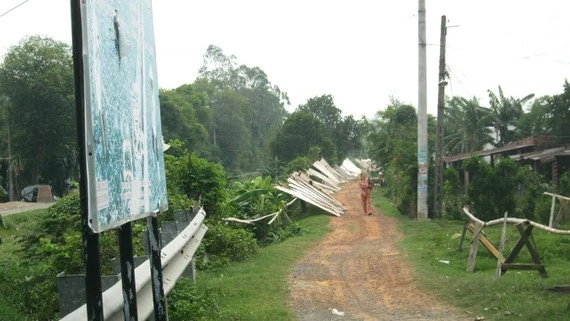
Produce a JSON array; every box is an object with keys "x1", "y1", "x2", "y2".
[
  {"x1": 197, "y1": 222, "x2": 259, "y2": 270},
  {"x1": 160, "y1": 193, "x2": 194, "y2": 222},
  {"x1": 559, "y1": 171, "x2": 570, "y2": 196},
  {"x1": 514, "y1": 165, "x2": 548, "y2": 221},
  {"x1": 227, "y1": 176, "x2": 295, "y2": 243},
  {"x1": 285, "y1": 156, "x2": 313, "y2": 176},
  {"x1": 463, "y1": 156, "x2": 517, "y2": 220},
  {"x1": 443, "y1": 167, "x2": 466, "y2": 220},
  {"x1": 165, "y1": 141, "x2": 228, "y2": 217},
  {"x1": 382, "y1": 161, "x2": 417, "y2": 218},
  {"x1": 168, "y1": 278, "x2": 221, "y2": 321},
  {"x1": 15, "y1": 193, "x2": 146, "y2": 320}
]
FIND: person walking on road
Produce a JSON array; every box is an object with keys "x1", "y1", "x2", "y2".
[{"x1": 359, "y1": 172, "x2": 373, "y2": 215}]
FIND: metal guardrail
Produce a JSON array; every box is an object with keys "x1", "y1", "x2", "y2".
[{"x1": 61, "y1": 208, "x2": 208, "y2": 320}]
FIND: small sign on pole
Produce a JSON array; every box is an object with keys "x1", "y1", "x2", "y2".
[{"x1": 80, "y1": 0, "x2": 168, "y2": 232}]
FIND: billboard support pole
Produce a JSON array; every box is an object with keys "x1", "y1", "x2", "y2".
[
  {"x1": 118, "y1": 222, "x2": 139, "y2": 320},
  {"x1": 70, "y1": 0, "x2": 104, "y2": 320},
  {"x1": 147, "y1": 215, "x2": 168, "y2": 321}
]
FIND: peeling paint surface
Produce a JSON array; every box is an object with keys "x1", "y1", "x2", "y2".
[{"x1": 82, "y1": 0, "x2": 167, "y2": 232}]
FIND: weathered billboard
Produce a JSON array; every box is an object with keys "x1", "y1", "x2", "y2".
[{"x1": 81, "y1": 0, "x2": 167, "y2": 232}]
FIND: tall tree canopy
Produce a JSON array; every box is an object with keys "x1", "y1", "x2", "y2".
[
  {"x1": 196, "y1": 45, "x2": 289, "y2": 172},
  {"x1": 270, "y1": 111, "x2": 336, "y2": 163},
  {"x1": 488, "y1": 86, "x2": 534, "y2": 146},
  {"x1": 159, "y1": 86, "x2": 210, "y2": 157},
  {"x1": 367, "y1": 101, "x2": 418, "y2": 167},
  {"x1": 0, "y1": 36, "x2": 75, "y2": 195},
  {"x1": 444, "y1": 96, "x2": 494, "y2": 155},
  {"x1": 546, "y1": 81, "x2": 570, "y2": 141},
  {"x1": 297, "y1": 94, "x2": 364, "y2": 161}
]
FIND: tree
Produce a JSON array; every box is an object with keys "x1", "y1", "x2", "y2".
[
  {"x1": 515, "y1": 95, "x2": 551, "y2": 139},
  {"x1": 488, "y1": 86, "x2": 534, "y2": 146},
  {"x1": 546, "y1": 81, "x2": 570, "y2": 142},
  {"x1": 366, "y1": 101, "x2": 419, "y2": 215},
  {"x1": 296, "y1": 94, "x2": 364, "y2": 161},
  {"x1": 367, "y1": 101, "x2": 418, "y2": 167},
  {"x1": 444, "y1": 96, "x2": 494, "y2": 155},
  {"x1": 212, "y1": 89, "x2": 254, "y2": 172},
  {"x1": 270, "y1": 111, "x2": 336, "y2": 163},
  {"x1": 335, "y1": 115, "x2": 366, "y2": 158},
  {"x1": 197, "y1": 45, "x2": 290, "y2": 172},
  {"x1": 0, "y1": 36, "x2": 76, "y2": 195},
  {"x1": 297, "y1": 94, "x2": 342, "y2": 134},
  {"x1": 159, "y1": 88, "x2": 210, "y2": 157}
]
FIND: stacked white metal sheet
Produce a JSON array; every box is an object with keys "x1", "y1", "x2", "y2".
[
  {"x1": 340, "y1": 159, "x2": 362, "y2": 178},
  {"x1": 275, "y1": 158, "x2": 364, "y2": 217}
]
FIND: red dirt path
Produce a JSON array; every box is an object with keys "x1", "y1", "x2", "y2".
[{"x1": 288, "y1": 181, "x2": 471, "y2": 321}]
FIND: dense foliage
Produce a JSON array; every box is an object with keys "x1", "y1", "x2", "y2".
[
  {"x1": 365, "y1": 100, "x2": 436, "y2": 217},
  {"x1": 0, "y1": 36, "x2": 76, "y2": 196}
]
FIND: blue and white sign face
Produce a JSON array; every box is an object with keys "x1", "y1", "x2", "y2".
[{"x1": 81, "y1": 0, "x2": 167, "y2": 232}]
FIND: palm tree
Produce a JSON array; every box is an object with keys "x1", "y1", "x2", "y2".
[
  {"x1": 488, "y1": 86, "x2": 534, "y2": 146},
  {"x1": 444, "y1": 96, "x2": 494, "y2": 155}
]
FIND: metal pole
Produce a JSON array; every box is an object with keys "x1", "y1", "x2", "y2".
[
  {"x1": 417, "y1": 0, "x2": 428, "y2": 220},
  {"x1": 147, "y1": 216, "x2": 168, "y2": 321},
  {"x1": 434, "y1": 15, "x2": 447, "y2": 218},
  {"x1": 70, "y1": 0, "x2": 104, "y2": 320},
  {"x1": 119, "y1": 222, "x2": 139, "y2": 321}
]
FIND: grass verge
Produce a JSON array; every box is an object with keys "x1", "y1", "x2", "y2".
[
  {"x1": 375, "y1": 194, "x2": 570, "y2": 321},
  {"x1": 168, "y1": 212, "x2": 331, "y2": 321},
  {"x1": 0, "y1": 209, "x2": 46, "y2": 321}
]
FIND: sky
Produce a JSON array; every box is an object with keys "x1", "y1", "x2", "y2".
[{"x1": 1, "y1": 0, "x2": 569, "y2": 119}]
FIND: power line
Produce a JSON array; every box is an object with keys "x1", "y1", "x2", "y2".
[{"x1": 0, "y1": 0, "x2": 31, "y2": 19}]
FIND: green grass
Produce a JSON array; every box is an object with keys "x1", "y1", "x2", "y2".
[
  {"x1": 0, "y1": 209, "x2": 47, "y2": 321},
  {"x1": 6, "y1": 195, "x2": 570, "y2": 321},
  {"x1": 169, "y1": 212, "x2": 331, "y2": 321},
  {"x1": 374, "y1": 194, "x2": 570, "y2": 321}
]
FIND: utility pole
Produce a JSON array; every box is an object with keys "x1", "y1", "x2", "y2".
[
  {"x1": 434, "y1": 15, "x2": 448, "y2": 218},
  {"x1": 417, "y1": 0, "x2": 428, "y2": 220}
]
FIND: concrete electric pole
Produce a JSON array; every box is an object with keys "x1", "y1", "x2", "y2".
[
  {"x1": 434, "y1": 15, "x2": 448, "y2": 218},
  {"x1": 417, "y1": 0, "x2": 428, "y2": 220}
]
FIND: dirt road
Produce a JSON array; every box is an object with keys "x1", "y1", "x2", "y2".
[
  {"x1": 0, "y1": 201, "x2": 54, "y2": 216},
  {"x1": 289, "y1": 181, "x2": 470, "y2": 321}
]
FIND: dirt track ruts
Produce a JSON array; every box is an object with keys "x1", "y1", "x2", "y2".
[{"x1": 288, "y1": 181, "x2": 471, "y2": 321}]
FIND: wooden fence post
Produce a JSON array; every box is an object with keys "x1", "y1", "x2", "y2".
[
  {"x1": 467, "y1": 222, "x2": 483, "y2": 272},
  {"x1": 496, "y1": 212, "x2": 508, "y2": 277},
  {"x1": 549, "y1": 195, "x2": 556, "y2": 227}
]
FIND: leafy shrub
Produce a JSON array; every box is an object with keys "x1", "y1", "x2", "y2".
[
  {"x1": 443, "y1": 167, "x2": 466, "y2": 220},
  {"x1": 160, "y1": 193, "x2": 194, "y2": 222},
  {"x1": 463, "y1": 156, "x2": 517, "y2": 220},
  {"x1": 386, "y1": 162, "x2": 417, "y2": 218},
  {"x1": 514, "y1": 165, "x2": 548, "y2": 221},
  {"x1": 168, "y1": 278, "x2": 220, "y2": 321},
  {"x1": 263, "y1": 223, "x2": 302, "y2": 244},
  {"x1": 559, "y1": 171, "x2": 570, "y2": 196},
  {"x1": 197, "y1": 222, "x2": 259, "y2": 270},
  {"x1": 15, "y1": 193, "x2": 144, "y2": 320},
  {"x1": 226, "y1": 176, "x2": 295, "y2": 243},
  {"x1": 285, "y1": 156, "x2": 313, "y2": 176},
  {"x1": 165, "y1": 141, "x2": 228, "y2": 217}
]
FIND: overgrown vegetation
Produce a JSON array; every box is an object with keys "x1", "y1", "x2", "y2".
[
  {"x1": 167, "y1": 211, "x2": 330, "y2": 321},
  {"x1": 441, "y1": 156, "x2": 553, "y2": 223},
  {"x1": 376, "y1": 195, "x2": 570, "y2": 321},
  {"x1": 0, "y1": 144, "x2": 309, "y2": 320}
]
